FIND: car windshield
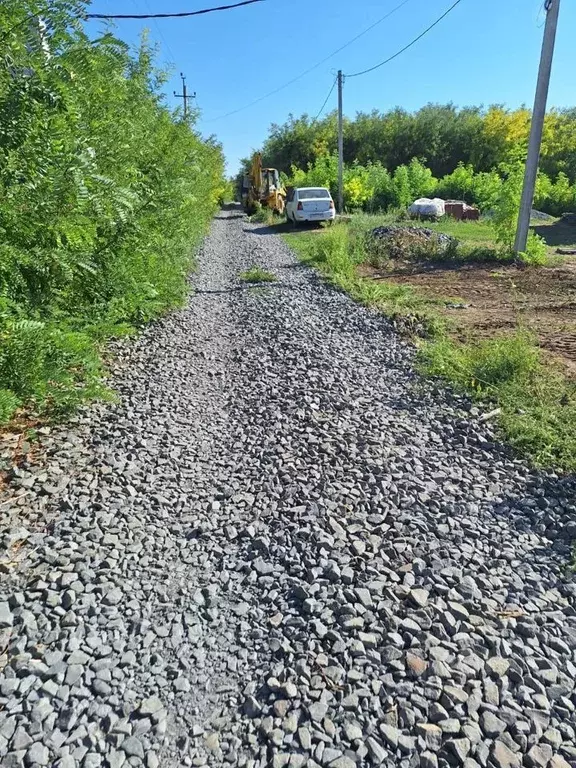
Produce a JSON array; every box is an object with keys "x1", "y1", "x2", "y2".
[{"x1": 298, "y1": 188, "x2": 330, "y2": 200}]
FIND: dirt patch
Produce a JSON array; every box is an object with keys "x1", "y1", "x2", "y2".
[{"x1": 362, "y1": 259, "x2": 576, "y2": 376}]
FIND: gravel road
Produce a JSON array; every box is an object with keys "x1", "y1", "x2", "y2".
[{"x1": 1, "y1": 206, "x2": 576, "y2": 768}]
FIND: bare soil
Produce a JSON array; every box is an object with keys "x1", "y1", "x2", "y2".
[{"x1": 363, "y1": 258, "x2": 576, "y2": 376}]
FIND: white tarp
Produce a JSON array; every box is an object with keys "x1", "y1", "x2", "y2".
[{"x1": 408, "y1": 198, "x2": 445, "y2": 218}]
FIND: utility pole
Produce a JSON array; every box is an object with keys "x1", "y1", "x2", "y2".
[
  {"x1": 514, "y1": 0, "x2": 561, "y2": 254},
  {"x1": 337, "y1": 70, "x2": 344, "y2": 214},
  {"x1": 174, "y1": 73, "x2": 195, "y2": 119}
]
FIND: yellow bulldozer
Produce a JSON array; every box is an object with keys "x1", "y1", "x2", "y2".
[{"x1": 242, "y1": 153, "x2": 285, "y2": 216}]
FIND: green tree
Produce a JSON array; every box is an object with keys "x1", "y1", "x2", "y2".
[{"x1": 0, "y1": 0, "x2": 225, "y2": 421}]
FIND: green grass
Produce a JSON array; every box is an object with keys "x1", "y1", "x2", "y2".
[
  {"x1": 419, "y1": 333, "x2": 576, "y2": 471},
  {"x1": 240, "y1": 266, "x2": 277, "y2": 283},
  {"x1": 426, "y1": 217, "x2": 497, "y2": 244},
  {"x1": 284, "y1": 220, "x2": 576, "y2": 473}
]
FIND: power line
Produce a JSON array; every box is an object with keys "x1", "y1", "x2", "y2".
[
  {"x1": 87, "y1": 0, "x2": 264, "y2": 20},
  {"x1": 202, "y1": 0, "x2": 413, "y2": 123},
  {"x1": 312, "y1": 76, "x2": 338, "y2": 123},
  {"x1": 346, "y1": 0, "x2": 464, "y2": 78}
]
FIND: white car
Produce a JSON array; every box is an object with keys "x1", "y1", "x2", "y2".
[{"x1": 285, "y1": 187, "x2": 336, "y2": 225}]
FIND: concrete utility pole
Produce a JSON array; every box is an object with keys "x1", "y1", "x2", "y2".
[
  {"x1": 514, "y1": 0, "x2": 561, "y2": 254},
  {"x1": 337, "y1": 70, "x2": 344, "y2": 214},
  {"x1": 174, "y1": 73, "x2": 195, "y2": 119}
]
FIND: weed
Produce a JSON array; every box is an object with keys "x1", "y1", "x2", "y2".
[
  {"x1": 240, "y1": 267, "x2": 277, "y2": 283},
  {"x1": 418, "y1": 332, "x2": 540, "y2": 393},
  {"x1": 519, "y1": 232, "x2": 549, "y2": 266},
  {"x1": 249, "y1": 206, "x2": 286, "y2": 226},
  {"x1": 0, "y1": 319, "x2": 110, "y2": 418},
  {"x1": 0, "y1": 389, "x2": 19, "y2": 423},
  {"x1": 419, "y1": 333, "x2": 576, "y2": 471}
]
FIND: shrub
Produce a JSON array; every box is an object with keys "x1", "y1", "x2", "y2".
[
  {"x1": 287, "y1": 154, "x2": 339, "y2": 200},
  {"x1": 285, "y1": 155, "x2": 575, "y2": 218},
  {"x1": 519, "y1": 232, "x2": 548, "y2": 266},
  {"x1": 546, "y1": 172, "x2": 575, "y2": 216},
  {"x1": 435, "y1": 163, "x2": 476, "y2": 203},
  {"x1": 471, "y1": 170, "x2": 502, "y2": 210},
  {"x1": 392, "y1": 166, "x2": 412, "y2": 209},
  {"x1": 0, "y1": 389, "x2": 19, "y2": 423},
  {"x1": 0, "y1": 1, "x2": 226, "y2": 423},
  {"x1": 365, "y1": 164, "x2": 395, "y2": 212},
  {"x1": 0, "y1": 319, "x2": 107, "y2": 416},
  {"x1": 343, "y1": 165, "x2": 373, "y2": 209},
  {"x1": 407, "y1": 158, "x2": 437, "y2": 199},
  {"x1": 492, "y1": 163, "x2": 524, "y2": 254}
]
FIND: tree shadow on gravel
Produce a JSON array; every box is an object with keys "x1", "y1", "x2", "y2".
[
  {"x1": 490, "y1": 472, "x2": 576, "y2": 549},
  {"x1": 245, "y1": 223, "x2": 321, "y2": 236},
  {"x1": 402, "y1": 381, "x2": 576, "y2": 564},
  {"x1": 195, "y1": 283, "x2": 293, "y2": 295}
]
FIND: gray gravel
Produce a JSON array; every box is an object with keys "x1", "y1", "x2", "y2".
[{"x1": 1, "y1": 205, "x2": 576, "y2": 768}]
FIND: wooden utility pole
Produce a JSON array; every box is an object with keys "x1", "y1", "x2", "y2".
[
  {"x1": 514, "y1": 0, "x2": 561, "y2": 254},
  {"x1": 174, "y1": 73, "x2": 195, "y2": 119},
  {"x1": 337, "y1": 70, "x2": 344, "y2": 214}
]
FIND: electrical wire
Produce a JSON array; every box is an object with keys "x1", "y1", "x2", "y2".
[
  {"x1": 312, "y1": 76, "x2": 338, "y2": 123},
  {"x1": 87, "y1": 0, "x2": 264, "y2": 20},
  {"x1": 346, "y1": 0, "x2": 464, "y2": 78},
  {"x1": 202, "y1": 0, "x2": 413, "y2": 123}
]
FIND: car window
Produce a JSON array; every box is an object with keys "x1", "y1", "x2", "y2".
[{"x1": 297, "y1": 188, "x2": 330, "y2": 200}]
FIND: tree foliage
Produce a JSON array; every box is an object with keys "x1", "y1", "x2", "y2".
[
  {"x1": 254, "y1": 103, "x2": 576, "y2": 189},
  {"x1": 0, "y1": 1, "x2": 226, "y2": 421}
]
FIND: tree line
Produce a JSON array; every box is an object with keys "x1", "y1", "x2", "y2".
[
  {"x1": 256, "y1": 104, "x2": 576, "y2": 183},
  {"x1": 239, "y1": 104, "x2": 576, "y2": 218},
  {"x1": 0, "y1": 1, "x2": 226, "y2": 423}
]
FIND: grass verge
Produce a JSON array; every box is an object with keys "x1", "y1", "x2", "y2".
[
  {"x1": 240, "y1": 266, "x2": 277, "y2": 283},
  {"x1": 285, "y1": 224, "x2": 445, "y2": 336},
  {"x1": 284, "y1": 221, "x2": 576, "y2": 473},
  {"x1": 419, "y1": 333, "x2": 576, "y2": 471}
]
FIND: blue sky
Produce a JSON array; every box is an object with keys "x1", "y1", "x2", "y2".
[{"x1": 86, "y1": 0, "x2": 576, "y2": 174}]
